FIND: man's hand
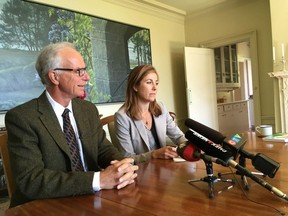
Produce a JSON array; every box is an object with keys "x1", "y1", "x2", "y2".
[{"x1": 100, "y1": 158, "x2": 138, "y2": 189}]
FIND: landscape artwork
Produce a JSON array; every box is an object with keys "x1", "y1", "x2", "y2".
[{"x1": 0, "y1": 0, "x2": 152, "y2": 112}]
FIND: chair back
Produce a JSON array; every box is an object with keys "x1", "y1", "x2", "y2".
[
  {"x1": 0, "y1": 133, "x2": 15, "y2": 198},
  {"x1": 100, "y1": 115, "x2": 119, "y2": 147},
  {"x1": 169, "y1": 111, "x2": 176, "y2": 122}
]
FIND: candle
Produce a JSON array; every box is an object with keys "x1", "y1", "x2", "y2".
[
  {"x1": 282, "y1": 43, "x2": 285, "y2": 58},
  {"x1": 273, "y1": 46, "x2": 275, "y2": 62}
]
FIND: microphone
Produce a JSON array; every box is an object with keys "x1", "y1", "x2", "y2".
[
  {"x1": 185, "y1": 129, "x2": 234, "y2": 163},
  {"x1": 223, "y1": 134, "x2": 280, "y2": 178},
  {"x1": 185, "y1": 119, "x2": 245, "y2": 158},
  {"x1": 243, "y1": 150, "x2": 280, "y2": 178},
  {"x1": 222, "y1": 134, "x2": 247, "y2": 155},
  {"x1": 185, "y1": 118, "x2": 280, "y2": 178},
  {"x1": 185, "y1": 129, "x2": 288, "y2": 201},
  {"x1": 176, "y1": 142, "x2": 226, "y2": 166},
  {"x1": 228, "y1": 160, "x2": 288, "y2": 201},
  {"x1": 176, "y1": 142, "x2": 200, "y2": 162},
  {"x1": 185, "y1": 118, "x2": 225, "y2": 144}
]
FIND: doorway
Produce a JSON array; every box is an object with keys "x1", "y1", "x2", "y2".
[
  {"x1": 214, "y1": 42, "x2": 254, "y2": 134},
  {"x1": 233, "y1": 42, "x2": 255, "y2": 130},
  {"x1": 200, "y1": 30, "x2": 260, "y2": 130}
]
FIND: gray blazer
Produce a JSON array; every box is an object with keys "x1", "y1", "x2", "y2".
[
  {"x1": 5, "y1": 91, "x2": 123, "y2": 207},
  {"x1": 114, "y1": 102, "x2": 187, "y2": 164}
]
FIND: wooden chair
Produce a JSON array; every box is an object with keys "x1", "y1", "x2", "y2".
[
  {"x1": 100, "y1": 115, "x2": 119, "y2": 147},
  {"x1": 169, "y1": 111, "x2": 176, "y2": 122},
  {"x1": 0, "y1": 133, "x2": 15, "y2": 198}
]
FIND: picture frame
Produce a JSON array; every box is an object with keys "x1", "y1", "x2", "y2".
[{"x1": 0, "y1": 0, "x2": 152, "y2": 112}]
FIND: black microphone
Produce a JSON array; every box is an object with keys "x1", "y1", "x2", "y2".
[
  {"x1": 185, "y1": 118, "x2": 225, "y2": 144},
  {"x1": 185, "y1": 129, "x2": 288, "y2": 201},
  {"x1": 185, "y1": 129, "x2": 233, "y2": 163},
  {"x1": 185, "y1": 118, "x2": 280, "y2": 178},
  {"x1": 223, "y1": 134, "x2": 280, "y2": 178},
  {"x1": 185, "y1": 119, "x2": 246, "y2": 157}
]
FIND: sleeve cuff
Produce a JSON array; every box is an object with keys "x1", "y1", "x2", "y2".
[{"x1": 92, "y1": 171, "x2": 101, "y2": 191}]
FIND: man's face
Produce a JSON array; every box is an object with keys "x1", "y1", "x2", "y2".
[{"x1": 53, "y1": 47, "x2": 90, "y2": 100}]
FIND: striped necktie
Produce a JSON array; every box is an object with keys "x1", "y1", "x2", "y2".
[{"x1": 62, "y1": 108, "x2": 84, "y2": 171}]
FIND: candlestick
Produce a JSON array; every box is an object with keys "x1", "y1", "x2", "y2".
[{"x1": 281, "y1": 56, "x2": 286, "y2": 71}]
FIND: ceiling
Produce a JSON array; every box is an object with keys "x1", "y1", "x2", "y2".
[{"x1": 143, "y1": 0, "x2": 229, "y2": 16}]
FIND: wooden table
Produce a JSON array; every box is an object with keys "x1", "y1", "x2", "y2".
[{"x1": 1, "y1": 132, "x2": 288, "y2": 215}]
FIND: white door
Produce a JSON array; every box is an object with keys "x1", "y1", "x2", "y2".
[{"x1": 184, "y1": 47, "x2": 219, "y2": 130}]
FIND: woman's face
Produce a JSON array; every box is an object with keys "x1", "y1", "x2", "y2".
[{"x1": 135, "y1": 71, "x2": 158, "y2": 103}]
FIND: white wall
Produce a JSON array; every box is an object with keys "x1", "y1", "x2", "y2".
[{"x1": 0, "y1": 0, "x2": 187, "y2": 128}]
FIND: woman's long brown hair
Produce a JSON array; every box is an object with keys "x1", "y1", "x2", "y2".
[{"x1": 123, "y1": 65, "x2": 162, "y2": 120}]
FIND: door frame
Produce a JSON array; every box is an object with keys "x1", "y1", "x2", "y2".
[{"x1": 199, "y1": 30, "x2": 261, "y2": 127}]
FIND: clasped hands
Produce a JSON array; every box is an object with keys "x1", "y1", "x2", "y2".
[{"x1": 100, "y1": 158, "x2": 138, "y2": 190}]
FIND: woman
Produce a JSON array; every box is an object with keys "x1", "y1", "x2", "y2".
[{"x1": 114, "y1": 65, "x2": 187, "y2": 164}]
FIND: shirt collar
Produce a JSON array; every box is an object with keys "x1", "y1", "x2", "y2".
[{"x1": 45, "y1": 90, "x2": 73, "y2": 115}]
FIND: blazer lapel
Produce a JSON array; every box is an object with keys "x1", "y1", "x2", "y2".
[
  {"x1": 37, "y1": 92, "x2": 70, "y2": 156},
  {"x1": 133, "y1": 119, "x2": 150, "y2": 150}
]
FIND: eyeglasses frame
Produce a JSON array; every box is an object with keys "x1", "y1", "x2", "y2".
[{"x1": 53, "y1": 67, "x2": 87, "y2": 77}]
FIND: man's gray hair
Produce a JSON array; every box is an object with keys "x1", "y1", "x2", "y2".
[{"x1": 35, "y1": 42, "x2": 76, "y2": 86}]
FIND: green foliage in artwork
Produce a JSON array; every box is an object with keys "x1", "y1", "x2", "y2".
[
  {"x1": 0, "y1": 0, "x2": 52, "y2": 51},
  {"x1": 129, "y1": 29, "x2": 151, "y2": 65}
]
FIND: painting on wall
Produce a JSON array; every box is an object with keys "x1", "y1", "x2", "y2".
[{"x1": 0, "y1": 0, "x2": 152, "y2": 112}]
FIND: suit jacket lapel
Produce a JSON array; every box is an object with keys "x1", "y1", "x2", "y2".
[
  {"x1": 37, "y1": 92, "x2": 70, "y2": 157},
  {"x1": 72, "y1": 99, "x2": 90, "y2": 145},
  {"x1": 133, "y1": 119, "x2": 150, "y2": 150}
]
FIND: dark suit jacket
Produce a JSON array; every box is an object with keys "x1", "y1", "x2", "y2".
[{"x1": 5, "y1": 91, "x2": 124, "y2": 207}]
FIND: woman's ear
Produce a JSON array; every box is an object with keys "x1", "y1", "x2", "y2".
[
  {"x1": 48, "y1": 71, "x2": 59, "y2": 85},
  {"x1": 133, "y1": 85, "x2": 138, "y2": 92}
]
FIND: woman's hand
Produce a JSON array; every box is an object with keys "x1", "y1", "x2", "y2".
[{"x1": 151, "y1": 146, "x2": 178, "y2": 159}]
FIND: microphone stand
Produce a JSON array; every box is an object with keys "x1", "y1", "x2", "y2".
[
  {"x1": 217, "y1": 153, "x2": 265, "y2": 191},
  {"x1": 188, "y1": 155, "x2": 235, "y2": 198}
]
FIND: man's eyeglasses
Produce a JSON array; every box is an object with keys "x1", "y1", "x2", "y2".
[{"x1": 53, "y1": 67, "x2": 87, "y2": 77}]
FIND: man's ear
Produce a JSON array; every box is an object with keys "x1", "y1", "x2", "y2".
[{"x1": 48, "y1": 70, "x2": 59, "y2": 85}]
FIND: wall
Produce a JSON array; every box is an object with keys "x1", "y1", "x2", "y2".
[
  {"x1": 0, "y1": 0, "x2": 187, "y2": 128},
  {"x1": 0, "y1": 0, "x2": 279, "y2": 129},
  {"x1": 270, "y1": 0, "x2": 288, "y2": 72},
  {"x1": 184, "y1": 0, "x2": 273, "y2": 126}
]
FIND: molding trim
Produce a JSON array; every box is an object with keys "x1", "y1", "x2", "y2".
[{"x1": 104, "y1": 0, "x2": 185, "y2": 24}]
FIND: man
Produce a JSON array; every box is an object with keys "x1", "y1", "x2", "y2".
[{"x1": 5, "y1": 42, "x2": 138, "y2": 207}]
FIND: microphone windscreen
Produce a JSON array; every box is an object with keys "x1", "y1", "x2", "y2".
[
  {"x1": 185, "y1": 118, "x2": 225, "y2": 144},
  {"x1": 185, "y1": 130, "x2": 233, "y2": 162},
  {"x1": 177, "y1": 142, "x2": 200, "y2": 162}
]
